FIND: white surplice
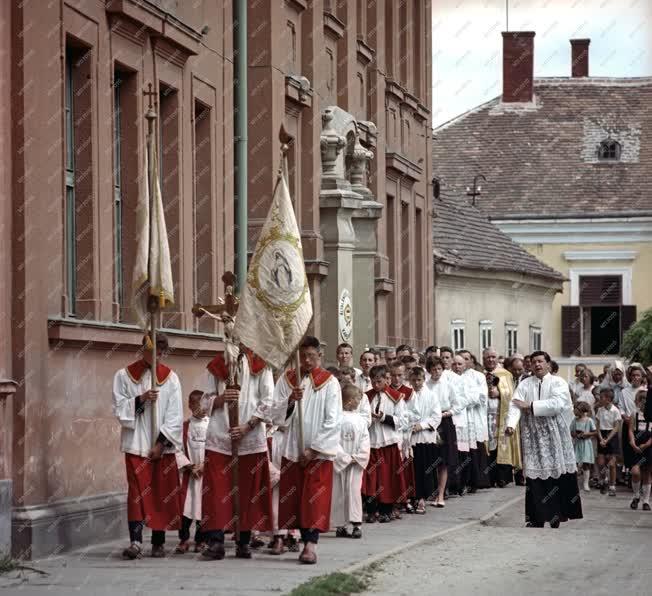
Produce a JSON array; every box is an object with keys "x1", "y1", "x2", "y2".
[
  {"x1": 367, "y1": 390, "x2": 407, "y2": 449},
  {"x1": 112, "y1": 366, "x2": 183, "y2": 456},
  {"x1": 175, "y1": 416, "x2": 209, "y2": 520},
  {"x1": 195, "y1": 357, "x2": 274, "y2": 456},
  {"x1": 507, "y1": 373, "x2": 576, "y2": 479},
  {"x1": 355, "y1": 393, "x2": 372, "y2": 427},
  {"x1": 272, "y1": 370, "x2": 342, "y2": 462},
  {"x1": 331, "y1": 411, "x2": 371, "y2": 526},
  {"x1": 404, "y1": 386, "x2": 442, "y2": 446},
  {"x1": 462, "y1": 368, "x2": 489, "y2": 446},
  {"x1": 355, "y1": 372, "x2": 372, "y2": 394}
]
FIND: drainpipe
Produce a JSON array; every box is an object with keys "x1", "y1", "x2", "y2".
[{"x1": 234, "y1": 0, "x2": 247, "y2": 293}]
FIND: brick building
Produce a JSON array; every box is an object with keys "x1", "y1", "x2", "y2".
[{"x1": 0, "y1": 0, "x2": 432, "y2": 558}]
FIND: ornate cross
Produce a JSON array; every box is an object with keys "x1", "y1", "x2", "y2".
[
  {"x1": 192, "y1": 271, "x2": 240, "y2": 321},
  {"x1": 143, "y1": 82, "x2": 157, "y2": 109}
]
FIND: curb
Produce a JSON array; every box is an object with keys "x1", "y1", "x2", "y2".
[{"x1": 341, "y1": 493, "x2": 524, "y2": 575}]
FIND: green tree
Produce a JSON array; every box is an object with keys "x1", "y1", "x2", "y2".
[{"x1": 622, "y1": 308, "x2": 652, "y2": 366}]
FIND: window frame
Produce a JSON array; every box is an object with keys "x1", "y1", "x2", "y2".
[
  {"x1": 451, "y1": 319, "x2": 466, "y2": 352},
  {"x1": 529, "y1": 325, "x2": 542, "y2": 352},
  {"x1": 597, "y1": 139, "x2": 621, "y2": 161},
  {"x1": 479, "y1": 320, "x2": 493, "y2": 354},
  {"x1": 113, "y1": 71, "x2": 124, "y2": 309},
  {"x1": 64, "y1": 48, "x2": 77, "y2": 316},
  {"x1": 505, "y1": 322, "x2": 518, "y2": 356}
]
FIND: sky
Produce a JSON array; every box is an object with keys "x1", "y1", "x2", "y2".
[{"x1": 432, "y1": 0, "x2": 652, "y2": 126}]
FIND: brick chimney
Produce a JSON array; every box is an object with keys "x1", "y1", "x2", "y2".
[
  {"x1": 501, "y1": 31, "x2": 536, "y2": 103},
  {"x1": 570, "y1": 39, "x2": 590, "y2": 77}
]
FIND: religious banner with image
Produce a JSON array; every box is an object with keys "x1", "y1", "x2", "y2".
[{"x1": 233, "y1": 170, "x2": 312, "y2": 369}]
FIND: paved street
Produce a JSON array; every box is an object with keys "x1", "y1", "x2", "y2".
[
  {"x1": 360, "y1": 488, "x2": 652, "y2": 596},
  {"x1": 1, "y1": 485, "x2": 649, "y2": 595}
]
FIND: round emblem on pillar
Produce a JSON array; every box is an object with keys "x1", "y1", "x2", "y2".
[{"x1": 338, "y1": 289, "x2": 353, "y2": 342}]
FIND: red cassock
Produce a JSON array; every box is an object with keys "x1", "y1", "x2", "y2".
[
  {"x1": 362, "y1": 444, "x2": 407, "y2": 504},
  {"x1": 201, "y1": 451, "x2": 273, "y2": 532},
  {"x1": 278, "y1": 458, "x2": 334, "y2": 532},
  {"x1": 200, "y1": 350, "x2": 273, "y2": 532},
  {"x1": 125, "y1": 453, "x2": 182, "y2": 530}
]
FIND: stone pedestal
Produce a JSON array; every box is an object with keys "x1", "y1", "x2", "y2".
[{"x1": 319, "y1": 107, "x2": 380, "y2": 356}]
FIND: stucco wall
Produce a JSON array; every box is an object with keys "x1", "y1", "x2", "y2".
[
  {"x1": 526, "y1": 241, "x2": 652, "y2": 353},
  {"x1": 434, "y1": 272, "x2": 561, "y2": 358}
]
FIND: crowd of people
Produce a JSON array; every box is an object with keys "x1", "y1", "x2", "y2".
[{"x1": 111, "y1": 335, "x2": 652, "y2": 564}]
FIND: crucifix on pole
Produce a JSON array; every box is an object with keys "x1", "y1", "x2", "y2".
[{"x1": 192, "y1": 271, "x2": 242, "y2": 533}]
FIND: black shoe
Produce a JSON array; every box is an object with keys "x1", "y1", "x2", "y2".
[
  {"x1": 458, "y1": 487, "x2": 467, "y2": 497},
  {"x1": 201, "y1": 542, "x2": 225, "y2": 560},
  {"x1": 496, "y1": 480, "x2": 506, "y2": 488},
  {"x1": 335, "y1": 526, "x2": 351, "y2": 538},
  {"x1": 549, "y1": 519, "x2": 560, "y2": 529},
  {"x1": 122, "y1": 543, "x2": 143, "y2": 560},
  {"x1": 631, "y1": 498, "x2": 640, "y2": 510},
  {"x1": 285, "y1": 535, "x2": 300, "y2": 552},
  {"x1": 378, "y1": 514, "x2": 392, "y2": 523},
  {"x1": 365, "y1": 514, "x2": 377, "y2": 523},
  {"x1": 351, "y1": 526, "x2": 362, "y2": 539},
  {"x1": 643, "y1": 503, "x2": 651, "y2": 511},
  {"x1": 468, "y1": 487, "x2": 478, "y2": 494},
  {"x1": 235, "y1": 544, "x2": 252, "y2": 559},
  {"x1": 600, "y1": 483, "x2": 607, "y2": 495},
  {"x1": 150, "y1": 544, "x2": 166, "y2": 558},
  {"x1": 526, "y1": 521, "x2": 544, "y2": 528}
]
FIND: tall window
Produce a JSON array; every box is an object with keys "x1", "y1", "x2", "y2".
[
  {"x1": 452, "y1": 320, "x2": 465, "y2": 351},
  {"x1": 480, "y1": 320, "x2": 493, "y2": 352},
  {"x1": 64, "y1": 41, "x2": 93, "y2": 318},
  {"x1": 113, "y1": 73, "x2": 124, "y2": 310},
  {"x1": 113, "y1": 67, "x2": 138, "y2": 322},
  {"x1": 159, "y1": 84, "x2": 180, "y2": 327},
  {"x1": 286, "y1": 21, "x2": 297, "y2": 74},
  {"x1": 194, "y1": 101, "x2": 213, "y2": 332},
  {"x1": 530, "y1": 325, "x2": 542, "y2": 352},
  {"x1": 506, "y1": 323, "x2": 518, "y2": 356},
  {"x1": 326, "y1": 49, "x2": 334, "y2": 93},
  {"x1": 64, "y1": 48, "x2": 76, "y2": 314}
]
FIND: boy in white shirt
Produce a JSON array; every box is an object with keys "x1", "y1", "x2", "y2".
[
  {"x1": 596, "y1": 387, "x2": 622, "y2": 496},
  {"x1": 332, "y1": 384, "x2": 371, "y2": 538},
  {"x1": 175, "y1": 390, "x2": 210, "y2": 553},
  {"x1": 362, "y1": 365, "x2": 407, "y2": 523}
]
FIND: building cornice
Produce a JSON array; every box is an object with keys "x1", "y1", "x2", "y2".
[
  {"x1": 563, "y1": 250, "x2": 639, "y2": 262},
  {"x1": 493, "y1": 217, "x2": 652, "y2": 244},
  {"x1": 434, "y1": 263, "x2": 565, "y2": 292}
]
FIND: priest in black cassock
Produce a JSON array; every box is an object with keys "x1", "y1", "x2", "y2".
[{"x1": 506, "y1": 351, "x2": 582, "y2": 528}]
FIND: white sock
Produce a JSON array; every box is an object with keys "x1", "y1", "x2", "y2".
[
  {"x1": 632, "y1": 480, "x2": 641, "y2": 498},
  {"x1": 583, "y1": 474, "x2": 590, "y2": 489},
  {"x1": 642, "y1": 484, "x2": 651, "y2": 504}
]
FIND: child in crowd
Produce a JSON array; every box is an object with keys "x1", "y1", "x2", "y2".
[
  {"x1": 629, "y1": 389, "x2": 652, "y2": 511},
  {"x1": 363, "y1": 365, "x2": 406, "y2": 523},
  {"x1": 332, "y1": 384, "x2": 371, "y2": 538},
  {"x1": 570, "y1": 401, "x2": 597, "y2": 492},
  {"x1": 339, "y1": 366, "x2": 357, "y2": 386},
  {"x1": 596, "y1": 388, "x2": 622, "y2": 496},
  {"x1": 404, "y1": 366, "x2": 442, "y2": 514},
  {"x1": 574, "y1": 369, "x2": 596, "y2": 414},
  {"x1": 425, "y1": 356, "x2": 459, "y2": 507},
  {"x1": 175, "y1": 390, "x2": 210, "y2": 553}
]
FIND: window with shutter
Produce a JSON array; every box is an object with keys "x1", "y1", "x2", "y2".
[
  {"x1": 579, "y1": 275, "x2": 622, "y2": 306},
  {"x1": 561, "y1": 306, "x2": 582, "y2": 356}
]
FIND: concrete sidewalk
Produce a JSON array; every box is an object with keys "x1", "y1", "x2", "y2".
[{"x1": 0, "y1": 486, "x2": 523, "y2": 595}]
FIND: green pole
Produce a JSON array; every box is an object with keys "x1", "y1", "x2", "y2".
[{"x1": 234, "y1": 0, "x2": 247, "y2": 293}]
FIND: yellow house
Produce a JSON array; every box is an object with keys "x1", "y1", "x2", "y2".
[{"x1": 432, "y1": 33, "x2": 652, "y2": 377}]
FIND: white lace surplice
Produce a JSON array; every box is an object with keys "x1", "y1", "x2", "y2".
[{"x1": 507, "y1": 373, "x2": 577, "y2": 480}]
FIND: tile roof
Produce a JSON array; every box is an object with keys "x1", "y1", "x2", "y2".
[
  {"x1": 432, "y1": 77, "x2": 652, "y2": 219},
  {"x1": 432, "y1": 194, "x2": 565, "y2": 282}
]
